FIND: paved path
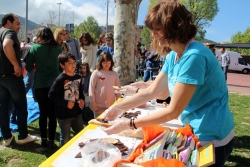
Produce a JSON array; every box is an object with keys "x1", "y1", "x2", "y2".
[{"x1": 227, "y1": 72, "x2": 250, "y2": 95}]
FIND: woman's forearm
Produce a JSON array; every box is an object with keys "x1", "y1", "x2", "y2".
[
  {"x1": 134, "y1": 107, "x2": 178, "y2": 128},
  {"x1": 115, "y1": 72, "x2": 169, "y2": 110},
  {"x1": 115, "y1": 89, "x2": 154, "y2": 110}
]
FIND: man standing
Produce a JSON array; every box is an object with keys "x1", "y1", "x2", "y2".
[
  {"x1": 0, "y1": 13, "x2": 37, "y2": 146},
  {"x1": 220, "y1": 48, "x2": 230, "y2": 82},
  {"x1": 65, "y1": 30, "x2": 81, "y2": 60}
]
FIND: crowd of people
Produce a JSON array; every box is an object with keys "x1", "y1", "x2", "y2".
[
  {"x1": 0, "y1": 13, "x2": 121, "y2": 148},
  {"x1": 1, "y1": 0, "x2": 234, "y2": 166}
]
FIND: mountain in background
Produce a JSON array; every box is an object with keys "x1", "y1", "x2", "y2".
[{"x1": 0, "y1": 14, "x2": 40, "y2": 29}]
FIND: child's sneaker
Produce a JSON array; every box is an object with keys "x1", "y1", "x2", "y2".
[
  {"x1": 3, "y1": 135, "x2": 13, "y2": 147},
  {"x1": 17, "y1": 134, "x2": 37, "y2": 145}
]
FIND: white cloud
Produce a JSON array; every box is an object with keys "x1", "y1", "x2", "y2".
[{"x1": 1, "y1": 0, "x2": 115, "y2": 27}]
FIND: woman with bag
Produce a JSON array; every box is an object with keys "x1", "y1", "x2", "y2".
[{"x1": 101, "y1": 1, "x2": 234, "y2": 166}]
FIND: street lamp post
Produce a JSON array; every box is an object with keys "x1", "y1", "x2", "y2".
[
  {"x1": 105, "y1": 0, "x2": 109, "y2": 33},
  {"x1": 57, "y1": 2, "x2": 62, "y2": 27},
  {"x1": 25, "y1": 0, "x2": 28, "y2": 43}
]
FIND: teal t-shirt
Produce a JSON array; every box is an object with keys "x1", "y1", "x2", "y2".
[{"x1": 161, "y1": 41, "x2": 234, "y2": 141}]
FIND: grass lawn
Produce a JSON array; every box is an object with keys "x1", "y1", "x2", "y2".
[{"x1": 0, "y1": 93, "x2": 250, "y2": 167}]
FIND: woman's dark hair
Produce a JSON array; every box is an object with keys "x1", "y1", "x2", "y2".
[
  {"x1": 58, "y1": 51, "x2": 76, "y2": 65},
  {"x1": 1, "y1": 13, "x2": 15, "y2": 26},
  {"x1": 145, "y1": 0, "x2": 197, "y2": 45},
  {"x1": 36, "y1": 26, "x2": 59, "y2": 46},
  {"x1": 96, "y1": 51, "x2": 114, "y2": 71},
  {"x1": 79, "y1": 62, "x2": 91, "y2": 75},
  {"x1": 79, "y1": 32, "x2": 96, "y2": 47}
]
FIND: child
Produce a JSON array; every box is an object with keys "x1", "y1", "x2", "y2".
[
  {"x1": 89, "y1": 51, "x2": 121, "y2": 118},
  {"x1": 143, "y1": 54, "x2": 160, "y2": 82},
  {"x1": 48, "y1": 52, "x2": 85, "y2": 146},
  {"x1": 79, "y1": 62, "x2": 94, "y2": 124}
]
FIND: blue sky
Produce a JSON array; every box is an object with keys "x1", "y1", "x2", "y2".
[
  {"x1": 1, "y1": 0, "x2": 250, "y2": 43},
  {"x1": 137, "y1": 0, "x2": 250, "y2": 43}
]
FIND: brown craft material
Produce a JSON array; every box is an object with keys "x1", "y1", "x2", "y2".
[
  {"x1": 119, "y1": 111, "x2": 141, "y2": 119},
  {"x1": 75, "y1": 138, "x2": 128, "y2": 158}
]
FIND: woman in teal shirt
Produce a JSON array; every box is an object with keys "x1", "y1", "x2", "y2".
[{"x1": 100, "y1": 1, "x2": 234, "y2": 166}]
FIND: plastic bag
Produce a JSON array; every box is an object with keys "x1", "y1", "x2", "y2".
[{"x1": 80, "y1": 139, "x2": 121, "y2": 167}]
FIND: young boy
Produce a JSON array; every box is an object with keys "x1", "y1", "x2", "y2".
[{"x1": 48, "y1": 52, "x2": 85, "y2": 146}]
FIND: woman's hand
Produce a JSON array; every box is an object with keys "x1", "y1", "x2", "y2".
[
  {"x1": 116, "y1": 85, "x2": 138, "y2": 96},
  {"x1": 100, "y1": 106, "x2": 125, "y2": 121},
  {"x1": 102, "y1": 118, "x2": 130, "y2": 135}
]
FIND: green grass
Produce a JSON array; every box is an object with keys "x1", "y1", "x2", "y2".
[
  {"x1": 225, "y1": 93, "x2": 250, "y2": 167},
  {"x1": 0, "y1": 93, "x2": 250, "y2": 167}
]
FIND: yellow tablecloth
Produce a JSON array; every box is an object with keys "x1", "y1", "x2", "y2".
[
  {"x1": 39, "y1": 124, "x2": 98, "y2": 167},
  {"x1": 39, "y1": 101, "x2": 183, "y2": 167}
]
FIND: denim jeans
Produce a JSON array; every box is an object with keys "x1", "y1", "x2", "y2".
[
  {"x1": 210, "y1": 138, "x2": 234, "y2": 167},
  {"x1": 143, "y1": 69, "x2": 158, "y2": 82},
  {"x1": 0, "y1": 74, "x2": 28, "y2": 140},
  {"x1": 222, "y1": 66, "x2": 229, "y2": 81},
  {"x1": 10, "y1": 69, "x2": 35, "y2": 123},
  {"x1": 25, "y1": 69, "x2": 35, "y2": 100},
  {"x1": 58, "y1": 114, "x2": 83, "y2": 146},
  {"x1": 35, "y1": 87, "x2": 57, "y2": 141}
]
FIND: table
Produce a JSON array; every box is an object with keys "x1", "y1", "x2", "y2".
[{"x1": 39, "y1": 102, "x2": 183, "y2": 167}]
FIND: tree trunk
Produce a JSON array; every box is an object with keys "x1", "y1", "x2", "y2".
[{"x1": 113, "y1": 0, "x2": 142, "y2": 85}]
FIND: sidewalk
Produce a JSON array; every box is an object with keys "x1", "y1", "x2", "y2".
[{"x1": 227, "y1": 72, "x2": 250, "y2": 95}]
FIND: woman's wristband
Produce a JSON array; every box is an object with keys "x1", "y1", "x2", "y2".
[
  {"x1": 136, "y1": 88, "x2": 140, "y2": 93},
  {"x1": 132, "y1": 119, "x2": 137, "y2": 129},
  {"x1": 129, "y1": 118, "x2": 137, "y2": 130},
  {"x1": 129, "y1": 118, "x2": 134, "y2": 130}
]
